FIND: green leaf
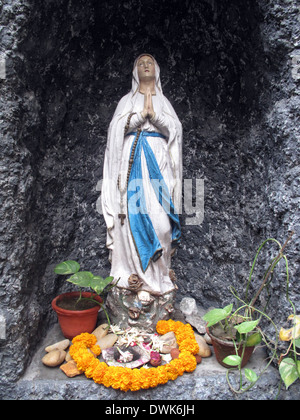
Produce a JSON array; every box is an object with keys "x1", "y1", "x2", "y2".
[
  {"x1": 90, "y1": 276, "x2": 114, "y2": 295},
  {"x1": 246, "y1": 332, "x2": 262, "y2": 347},
  {"x1": 222, "y1": 355, "x2": 241, "y2": 366},
  {"x1": 245, "y1": 368, "x2": 258, "y2": 383},
  {"x1": 279, "y1": 357, "x2": 300, "y2": 389},
  {"x1": 234, "y1": 320, "x2": 259, "y2": 334},
  {"x1": 203, "y1": 304, "x2": 233, "y2": 328},
  {"x1": 67, "y1": 271, "x2": 94, "y2": 288},
  {"x1": 295, "y1": 338, "x2": 300, "y2": 349},
  {"x1": 54, "y1": 260, "x2": 80, "y2": 275}
]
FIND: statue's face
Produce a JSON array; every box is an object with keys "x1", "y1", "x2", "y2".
[{"x1": 137, "y1": 55, "x2": 155, "y2": 82}]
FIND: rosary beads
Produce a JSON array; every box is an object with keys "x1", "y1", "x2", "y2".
[{"x1": 118, "y1": 113, "x2": 142, "y2": 226}]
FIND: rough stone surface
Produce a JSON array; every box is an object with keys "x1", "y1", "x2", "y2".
[{"x1": 0, "y1": 0, "x2": 300, "y2": 399}]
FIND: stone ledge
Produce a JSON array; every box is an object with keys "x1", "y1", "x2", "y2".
[{"x1": 2, "y1": 323, "x2": 299, "y2": 400}]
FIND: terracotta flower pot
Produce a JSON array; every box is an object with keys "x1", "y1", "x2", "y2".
[
  {"x1": 206, "y1": 327, "x2": 255, "y2": 368},
  {"x1": 52, "y1": 291, "x2": 103, "y2": 339}
]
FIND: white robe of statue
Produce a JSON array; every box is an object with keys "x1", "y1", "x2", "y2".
[{"x1": 101, "y1": 54, "x2": 182, "y2": 296}]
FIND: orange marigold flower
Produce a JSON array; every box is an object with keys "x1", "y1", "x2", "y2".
[
  {"x1": 156, "y1": 320, "x2": 171, "y2": 335},
  {"x1": 69, "y1": 320, "x2": 199, "y2": 392},
  {"x1": 72, "y1": 332, "x2": 97, "y2": 348},
  {"x1": 169, "y1": 358, "x2": 185, "y2": 376},
  {"x1": 129, "y1": 369, "x2": 143, "y2": 391},
  {"x1": 90, "y1": 344, "x2": 101, "y2": 356},
  {"x1": 92, "y1": 362, "x2": 108, "y2": 384},
  {"x1": 178, "y1": 338, "x2": 199, "y2": 355},
  {"x1": 155, "y1": 366, "x2": 169, "y2": 385},
  {"x1": 84, "y1": 358, "x2": 100, "y2": 378}
]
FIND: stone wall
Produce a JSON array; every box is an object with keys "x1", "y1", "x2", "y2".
[{"x1": 0, "y1": 0, "x2": 299, "y2": 388}]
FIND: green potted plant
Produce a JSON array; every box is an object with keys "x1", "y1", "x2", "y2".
[
  {"x1": 203, "y1": 303, "x2": 262, "y2": 369},
  {"x1": 52, "y1": 260, "x2": 115, "y2": 339},
  {"x1": 203, "y1": 231, "x2": 295, "y2": 393}
]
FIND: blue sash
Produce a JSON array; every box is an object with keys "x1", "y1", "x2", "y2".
[{"x1": 127, "y1": 131, "x2": 181, "y2": 272}]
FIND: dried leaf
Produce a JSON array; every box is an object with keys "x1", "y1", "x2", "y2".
[{"x1": 279, "y1": 314, "x2": 300, "y2": 341}]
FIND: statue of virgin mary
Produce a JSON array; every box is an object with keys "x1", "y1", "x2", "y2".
[{"x1": 101, "y1": 54, "x2": 182, "y2": 329}]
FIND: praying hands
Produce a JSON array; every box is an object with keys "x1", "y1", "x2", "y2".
[{"x1": 141, "y1": 87, "x2": 155, "y2": 120}]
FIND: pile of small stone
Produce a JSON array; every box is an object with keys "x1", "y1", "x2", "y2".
[{"x1": 41, "y1": 323, "x2": 114, "y2": 377}]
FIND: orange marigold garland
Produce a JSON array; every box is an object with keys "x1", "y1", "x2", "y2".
[{"x1": 69, "y1": 320, "x2": 199, "y2": 392}]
